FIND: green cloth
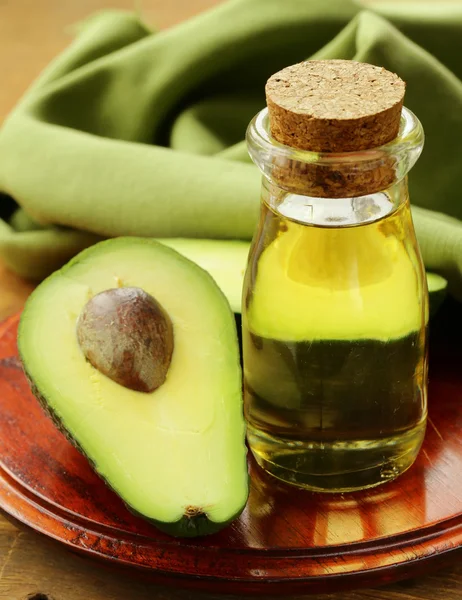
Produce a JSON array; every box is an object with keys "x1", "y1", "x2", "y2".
[{"x1": 0, "y1": 0, "x2": 461, "y2": 300}]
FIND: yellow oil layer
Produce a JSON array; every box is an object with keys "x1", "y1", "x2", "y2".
[{"x1": 248, "y1": 199, "x2": 426, "y2": 342}]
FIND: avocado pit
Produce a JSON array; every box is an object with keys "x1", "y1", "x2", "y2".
[{"x1": 76, "y1": 287, "x2": 174, "y2": 393}]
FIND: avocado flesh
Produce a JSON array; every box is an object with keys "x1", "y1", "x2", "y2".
[
  {"x1": 157, "y1": 240, "x2": 444, "y2": 320},
  {"x1": 158, "y1": 238, "x2": 249, "y2": 313},
  {"x1": 18, "y1": 238, "x2": 248, "y2": 535}
]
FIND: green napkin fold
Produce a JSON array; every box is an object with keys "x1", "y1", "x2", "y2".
[{"x1": 0, "y1": 0, "x2": 461, "y2": 300}]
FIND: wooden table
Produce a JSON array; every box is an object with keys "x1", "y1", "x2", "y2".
[{"x1": 1, "y1": 1, "x2": 461, "y2": 599}]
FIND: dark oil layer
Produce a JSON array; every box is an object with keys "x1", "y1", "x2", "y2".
[{"x1": 244, "y1": 332, "x2": 427, "y2": 491}]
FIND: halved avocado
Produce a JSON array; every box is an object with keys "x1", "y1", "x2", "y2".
[
  {"x1": 157, "y1": 238, "x2": 250, "y2": 313},
  {"x1": 18, "y1": 238, "x2": 248, "y2": 537},
  {"x1": 157, "y1": 241, "x2": 446, "y2": 322}
]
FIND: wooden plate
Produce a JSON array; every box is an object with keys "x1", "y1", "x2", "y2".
[{"x1": 0, "y1": 305, "x2": 461, "y2": 595}]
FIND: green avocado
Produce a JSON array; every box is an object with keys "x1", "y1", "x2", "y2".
[
  {"x1": 156, "y1": 238, "x2": 250, "y2": 313},
  {"x1": 18, "y1": 238, "x2": 249, "y2": 537},
  {"x1": 157, "y1": 240, "x2": 446, "y2": 322}
]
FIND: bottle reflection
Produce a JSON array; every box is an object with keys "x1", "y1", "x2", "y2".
[{"x1": 244, "y1": 453, "x2": 428, "y2": 550}]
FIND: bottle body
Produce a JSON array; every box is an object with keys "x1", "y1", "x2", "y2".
[{"x1": 243, "y1": 177, "x2": 428, "y2": 491}]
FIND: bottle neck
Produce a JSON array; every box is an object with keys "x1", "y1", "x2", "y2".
[
  {"x1": 247, "y1": 107, "x2": 423, "y2": 200},
  {"x1": 261, "y1": 177, "x2": 409, "y2": 229}
]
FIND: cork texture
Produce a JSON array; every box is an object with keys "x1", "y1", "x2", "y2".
[
  {"x1": 265, "y1": 60, "x2": 405, "y2": 197},
  {"x1": 266, "y1": 60, "x2": 405, "y2": 152},
  {"x1": 271, "y1": 159, "x2": 397, "y2": 199}
]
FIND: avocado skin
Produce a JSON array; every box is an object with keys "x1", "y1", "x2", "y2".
[
  {"x1": 127, "y1": 506, "x2": 242, "y2": 538},
  {"x1": 21, "y1": 363, "x2": 247, "y2": 538}
]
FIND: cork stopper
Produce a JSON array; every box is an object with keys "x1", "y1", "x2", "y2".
[
  {"x1": 265, "y1": 60, "x2": 406, "y2": 197},
  {"x1": 266, "y1": 60, "x2": 405, "y2": 152}
]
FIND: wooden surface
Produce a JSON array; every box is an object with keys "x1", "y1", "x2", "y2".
[
  {"x1": 1, "y1": 1, "x2": 462, "y2": 599},
  {"x1": 1, "y1": 309, "x2": 462, "y2": 596}
]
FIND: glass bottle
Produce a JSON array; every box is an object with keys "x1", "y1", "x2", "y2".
[{"x1": 243, "y1": 102, "x2": 428, "y2": 492}]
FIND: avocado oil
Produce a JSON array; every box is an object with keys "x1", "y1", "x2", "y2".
[
  {"x1": 244, "y1": 59, "x2": 428, "y2": 491},
  {"x1": 243, "y1": 182, "x2": 428, "y2": 491}
]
